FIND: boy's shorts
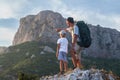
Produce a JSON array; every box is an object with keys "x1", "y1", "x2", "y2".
[{"x1": 58, "y1": 51, "x2": 68, "y2": 62}]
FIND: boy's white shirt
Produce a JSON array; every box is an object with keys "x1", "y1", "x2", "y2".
[{"x1": 57, "y1": 37, "x2": 68, "y2": 53}]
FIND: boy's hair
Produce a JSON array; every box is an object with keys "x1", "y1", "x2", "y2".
[
  {"x1": 59, "y1": 30, "x2": 66, "y2": 37},
  {"x1": 61, "y1": 34, "x2": 66, "y2": 37}
]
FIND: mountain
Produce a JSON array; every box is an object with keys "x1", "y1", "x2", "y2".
[
  {"x1": 13, "y1": 10, "x2": 66, "y2": 45},
  {"x1": 13, "y1": 10, "x2": 120, "y2": 59}
]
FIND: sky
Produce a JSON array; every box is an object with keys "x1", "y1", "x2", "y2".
[{"x1": 0, "y1": 0, "x2": 120, "y2": 47}]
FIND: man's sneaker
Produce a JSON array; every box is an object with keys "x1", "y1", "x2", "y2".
[{"x1": 73, "y1": 67, "x2": 77, "y2": 70}]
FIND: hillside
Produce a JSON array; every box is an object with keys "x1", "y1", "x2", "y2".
[{"x1": 0, "y1": 41, "x2": 120, "y2": 80}]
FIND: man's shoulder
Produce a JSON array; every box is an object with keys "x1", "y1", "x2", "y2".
[{"x1": 74, "y1": 25, "x2": 78, "y2": 29}]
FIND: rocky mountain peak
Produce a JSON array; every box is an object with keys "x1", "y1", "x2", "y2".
[{"x1": 13, "y1": 10, "x2": 66, "y2": 45}]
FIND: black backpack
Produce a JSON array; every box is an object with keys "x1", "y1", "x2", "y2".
[{"x1": 76, "y1": 21, "x2": 92, "y2": 48}]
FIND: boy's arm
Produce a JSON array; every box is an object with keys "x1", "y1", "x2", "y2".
[{"x1": 56, "y1": 43, "x2": 60, "y2": 58}]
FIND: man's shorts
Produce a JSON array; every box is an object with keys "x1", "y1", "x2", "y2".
[
  {"x1": 74, "y1": 43, "x2": 84, "y2": 60},
  {"x1": 58, "y1": 51, "x2": 68, "y2": 62}
]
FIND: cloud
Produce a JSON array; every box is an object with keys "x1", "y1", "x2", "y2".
[
  {"x1": 0, "y1": 0, "x2": 29, "y2": 18},
  {"x1": 0, "y1": 27, "x2": 16, "y2": 46},
  {"x1": 47, "y1": 0, "x2": 120, "y2": 31}
]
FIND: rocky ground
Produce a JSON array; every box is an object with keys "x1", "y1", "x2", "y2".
[{"x1": 40, "y1": 68, "x2": 120, "y2": 80}]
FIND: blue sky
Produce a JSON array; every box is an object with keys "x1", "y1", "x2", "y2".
[{"x1": 0, "y1": 0, "x2": 120, "y2": 47}]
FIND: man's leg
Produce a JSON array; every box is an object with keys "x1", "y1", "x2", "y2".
[
  {"x1": 76, "y1": 49, "x2": 83, "y2": 69},
  {"x1": 71, "y1": 50, "x2": 77, "y2": 69},
  {"x1": 76, "y1": 59, "x2": 81, "y2": 68},
  {"x1": 74, "y1": 44, "x2": 83, "y2": 69}
]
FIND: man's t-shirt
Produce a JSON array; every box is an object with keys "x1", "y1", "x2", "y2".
[
  {"x1": 67, "y1": 25, "x2": 80, "y2": 43},
  {"x1": 57, "y1": 38, "x2": 68, "y2": 53}
]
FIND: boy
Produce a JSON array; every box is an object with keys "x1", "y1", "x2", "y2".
[{"x1": 56, "y1": 30, "x2": 68, "y2": 75}]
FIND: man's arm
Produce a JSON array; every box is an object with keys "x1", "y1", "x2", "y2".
[
  {"x1": 72, "y1": 26, "x2": 79, "y2": 49},
  {"x1": 55, "y1": 28, "x2": 69, "y2": 32},
  {"x1": 72, "y1": 34, "x2": 78, "y2": 48}
]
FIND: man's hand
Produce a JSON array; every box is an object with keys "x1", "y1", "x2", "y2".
[{"x1": 54, "y1": 28, "x2": 61, "y2": 32}]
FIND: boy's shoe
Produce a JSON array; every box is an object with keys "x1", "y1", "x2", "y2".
[{"x1": 57, "y1": 71, "x2": 64, "y2": 77}]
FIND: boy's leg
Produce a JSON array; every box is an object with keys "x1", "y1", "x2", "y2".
[
  {"x1": 63, "y1": 61, "x2": 68, "y2": 72},
  {"x1": 59, "y1": 60, "x2": 63, "y2": 72}
]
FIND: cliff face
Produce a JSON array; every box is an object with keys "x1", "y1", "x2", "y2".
[
  {"x1": 13, "y1": 10, "x2": 66, "y2": 45},
  {"x1": 13, "y1": 10, "x2": 120, "y2": 59},
  {"x1": 87, "y1": 25, "x2": 120, "y2": 59}
]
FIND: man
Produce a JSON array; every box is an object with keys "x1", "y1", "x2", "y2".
[{"x1": 56, "y1": 17, "x2": 82, "y2": 69}]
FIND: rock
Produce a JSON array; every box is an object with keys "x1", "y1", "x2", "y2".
[
  {"x1": 0, "y1": 65, "x2": 3, "y2": 72},
  {"x1": 40, "y1": 68, "x2": 119, "y2": 80},
  {"x1": 31, "y1": 54, "x2": 35, "y2": 59},
  {"x1": 44, "y1": 46, "x2": 55, "y2": 53},
  {"x1": 16, "y1": 49, "x2": 20, "y2": 52},
  {"x1": 26, "y1": 52, "x2": 29, "y2": 56},
  {"x1": 40, "y1": 51, "x2": 45, "y2": 54},
  {"x1": 0, "y1": 47, "x2": 7, "y2": 54}
]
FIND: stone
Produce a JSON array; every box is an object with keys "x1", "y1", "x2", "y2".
[{"x1": 44, "y1": 46, "x2": 55, "y2": 53}]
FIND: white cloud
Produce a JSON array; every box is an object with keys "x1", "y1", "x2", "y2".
[
  {"x1": 0, "y1": 0, "x2": 28, "y2": 18},
  {"x1": 48, "y1": 0, "x2": 120, "y2": 31},
  {"x1": 0, "y1": 27, "x2": 17, "y2": 46}
]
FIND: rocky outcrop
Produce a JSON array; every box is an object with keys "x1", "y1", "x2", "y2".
[
  {"x1": 40, "y1": 68, "x2": 119, "y2": 80},
  {"x1": 86, "y1": 25, "x2": 120, "y2": 59},
  {"x1": 13, "y1": 10, "x2": 66, "y2": 45},
  {"x1": 43, "y1": 46, "x2": 55, "y2": 53},
  {"x1": 0, "y1": 47, "x2": 7, "y2": 54},
  {"x1": 13, "y1": 10, "x2": 120, "y2": 59}
]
